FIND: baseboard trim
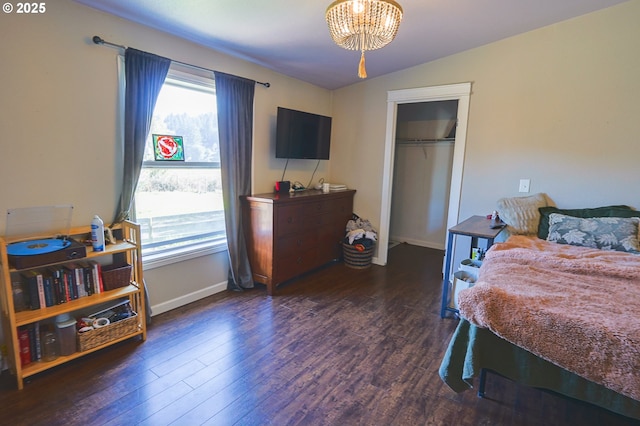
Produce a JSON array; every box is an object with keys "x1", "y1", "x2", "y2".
[
  {"x1": 150, "y1": 280, "x2": 227, "y2": 317},
  {"x1": 388, "y1": 237, "x2": 445, "y2": 251}
]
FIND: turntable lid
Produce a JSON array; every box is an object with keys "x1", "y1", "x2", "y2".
[{"x1": 5, "y1": 205, "x2": 74, "y2": 243}]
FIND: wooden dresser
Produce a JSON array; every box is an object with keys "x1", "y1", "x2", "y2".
[{"x1": 241, "y1": 189, "x2": 356, "y2": 295}]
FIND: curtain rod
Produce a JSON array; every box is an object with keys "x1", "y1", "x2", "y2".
[{"x1": 92, "y1": 35, "x2": 270, "y2": 88}]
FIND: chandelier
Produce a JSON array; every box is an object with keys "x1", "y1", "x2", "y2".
[{"x1": 325, "y1": 0, "x2": 403, "y2": 79}]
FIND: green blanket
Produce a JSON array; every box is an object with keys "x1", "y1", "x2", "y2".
[{"x1": 439, "y1": 319, "x2": 640, "y2": 420}]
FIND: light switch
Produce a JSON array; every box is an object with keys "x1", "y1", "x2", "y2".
[{"x1": 519, "y1": 179, "x2": 530, "y2": 193}]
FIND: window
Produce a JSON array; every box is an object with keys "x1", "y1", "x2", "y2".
[{"x1": 133, "y1": 69, "x2": 226, "y2": 265}]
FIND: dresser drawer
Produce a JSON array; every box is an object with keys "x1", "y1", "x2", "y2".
[
  {"x1": 328, "y1": 196, "x2": 353, "y2": 218},
  {"x1": 277, "y1": 232, "x2": 318, "y2": 258},
  {"x1": 275, "y1": 205, "x2": 305, "y2": 236},
  {"x1": 303, "y1": 196, "x2": 352, "y2": 217},
  {"x1": 317, "y1": 229, "x2": 343, "y2": 262},
  {"x1": 303, "y1": 200, "x2": 330, "y2": 215},
  {"x1": 275, "y1": 247, "x2": 318, "y2": 283},
  {"x1": 303, "y1": 211, "x2": 333, "y2": 228}
]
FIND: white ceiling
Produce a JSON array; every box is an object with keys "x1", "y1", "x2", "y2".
[{"x1": 74, "y1": 0, "x2": 629, "y2": 90}]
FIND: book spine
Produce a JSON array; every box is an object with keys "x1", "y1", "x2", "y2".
[
  {"x1": 61, "y1": 270, "x2": 70, "y2": 302},
  {"x1": 43, "y1": 275, "x2": 55, "y2": 307},
  {"x1": 49, "y1": 269, "x2": 60, "y2": 304},
  {"x1": 64, "y1": 267, "x2": 77, "y2": 300},
  {"x1": 28, "y1": 325, "x2": 37, "y2": 362},
  {"x1": 36, "y1": 273, "x2": 46, "y2": 309},
  {"x1": 27, "y1": 278, "x2": 38, "y2": 309},
  {"x1": 74, "y1": 266, "x2": 86, "y2": 298},
  {"x1": 71, "y1": 269, "x2": 78, "y2": 299},
  {"x1": 22, "y1": 273, "x2": 40, "y2": 310},
  {"x1": 97, "y1": 263, "x2": 104, "y2": 293},
  {"x1": 34, "y1": 322, "x2": 41, "y2": 361},
  {"x1": 83, "y1": 266, "x2": 93, "y2": 296},
  {"x1": 18, "y1": 327, "x2": 31, "y2": 367},
  {"x1": 51, "y1": 268, "x2": 65, "y2": 305},
  {"x1": 89, "y1": 261, "x2": 102, "y2": 294}
]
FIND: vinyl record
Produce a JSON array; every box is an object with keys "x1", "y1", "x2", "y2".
[{"x1": 7, "y1": 238, "x2": 71, "y2": 256}]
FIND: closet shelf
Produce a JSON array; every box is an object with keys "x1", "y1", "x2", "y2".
[{"x1": 396, "y1": 138, "x2": 454, "y2": 145}]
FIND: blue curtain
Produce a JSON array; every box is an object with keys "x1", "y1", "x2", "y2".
[
  {"x1": 115, "y1": 48, "x2": 170, "y2": 322},
  {"x1": 113, "y1": 48, "x2": 171, "y2": 224},
  {"x1": 214, "y1": 71, "x2": 255, "y2": 290}
]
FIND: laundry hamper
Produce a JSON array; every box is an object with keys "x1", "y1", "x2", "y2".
[{"x1": 342, "y1": 242, "x2": 374, "y2": 269}]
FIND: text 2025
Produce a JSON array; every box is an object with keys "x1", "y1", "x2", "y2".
[{"x1": 17, "y1": 2, "x2": 46, "y2": 13}]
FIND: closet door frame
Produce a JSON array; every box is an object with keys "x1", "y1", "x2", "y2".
[{"x1": 377, "y1": 83, "x2": 471, "y2": 265}]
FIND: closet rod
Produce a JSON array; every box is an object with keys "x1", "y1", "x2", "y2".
[
  {"x1": 92, "y1": 36, "x2": 271, "y2": 88},
  {"x1": 396, "y1": 138, "x2": 454, "y2": 145}
]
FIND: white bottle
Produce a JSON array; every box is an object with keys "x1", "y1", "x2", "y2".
[{"x1": 91, "y1": 215, "x2": 105, "y2": 252}]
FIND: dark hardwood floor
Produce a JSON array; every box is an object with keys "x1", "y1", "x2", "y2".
[{"x1": 1, "y1": 243, "x2": 638, "y2": 425}]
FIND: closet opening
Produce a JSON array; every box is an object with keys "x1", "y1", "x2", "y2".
[
  {"x1": 377, "y1": 83, "x2": 471, "y2": 266},
  {"x1": 389, "y1": 100, "x2": 458, "y2": 251}
]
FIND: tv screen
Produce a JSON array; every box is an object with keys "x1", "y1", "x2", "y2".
[{"x1": 275, "y1": 107, "x2": 332, "y2": 160}]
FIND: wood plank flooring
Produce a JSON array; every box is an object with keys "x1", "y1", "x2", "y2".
[{"x1": 0, "y1": 243, "x2": 637, "y2": 425}]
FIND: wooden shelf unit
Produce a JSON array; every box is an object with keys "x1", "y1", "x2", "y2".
[{"x1": 0, "y1": 220, "x2": 146, "y2": 389}]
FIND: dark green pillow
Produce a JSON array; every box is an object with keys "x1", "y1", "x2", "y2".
[{"x1": 537, "y1": 205, "x2": 637, "y2": 239}]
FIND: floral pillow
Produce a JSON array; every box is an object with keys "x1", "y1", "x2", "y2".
[
  {"x1": 547, "y1": 213, "x2": 640, "y2": 253},
  {"x1": 537, "y1": 205, "x2": 634, "y2": 240}
]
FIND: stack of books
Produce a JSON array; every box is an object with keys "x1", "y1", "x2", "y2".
[
  {"x1": 329, "y1": 184, "x2": 348, "y2": 191},
  {"x1": 16, "y1": 262, "x2": 105, "y2": 311}
]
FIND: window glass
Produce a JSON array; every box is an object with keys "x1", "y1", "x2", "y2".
[{"x1": 134, "y1": 71, "x2": 225, "y2": 259}]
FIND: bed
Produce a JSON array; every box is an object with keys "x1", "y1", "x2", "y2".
[
  {"x1": 439, "y1": 318, "x2": 640, "y2": 420},
  {"x1": 439, "y1": 195, "x2": 640, "y2": 420}
]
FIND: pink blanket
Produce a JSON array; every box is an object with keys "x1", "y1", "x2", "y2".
[{"x1": 457, "y1": 235, "x2": 640, "y2": 401}]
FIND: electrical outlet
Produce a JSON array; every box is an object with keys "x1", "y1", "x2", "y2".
[{"x1": 519, "y1": 179, "x2": 530, "y2": 193}]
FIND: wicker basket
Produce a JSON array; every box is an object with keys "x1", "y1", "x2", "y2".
[
  {"x1": 342, "y1": 242, "x2": 375, "y2": 269},
  {"x1": 101, "y1": 263, "x2": 132, "y2": 291},
  {"x1": 77, "y1": 313, "x2": 139, "y2": 352}
]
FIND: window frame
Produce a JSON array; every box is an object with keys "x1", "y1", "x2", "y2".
[{"x1": 130, "y1": 65, "x2": 228, "y2": 270}]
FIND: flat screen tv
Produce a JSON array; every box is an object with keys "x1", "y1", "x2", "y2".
[{"x1": 275, "y1": 107, "x2": 332, "y2": 160}]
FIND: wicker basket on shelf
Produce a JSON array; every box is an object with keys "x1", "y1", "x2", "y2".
[
  {"x1": 101, "y1": 263, "x2": 133, "y2": 291},
  {"x1": 77, "y1": 313, "x2": 139, "y2": 352},
  {"x1": 342, "y1": 242, "x2": 375, "y2": 269}
]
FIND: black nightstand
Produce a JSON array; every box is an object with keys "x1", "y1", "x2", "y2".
[{"x1": 440, "y1": 215, "x2": 505, "y2": 318}]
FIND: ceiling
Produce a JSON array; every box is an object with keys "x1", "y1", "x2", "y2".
[{"x1": 75, "y1": 0, "x2": 629, "y2": 90}]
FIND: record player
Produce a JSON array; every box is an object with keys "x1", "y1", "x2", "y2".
[{"x1": 5, "y1": 205, "x2": 87, "y2": 270}]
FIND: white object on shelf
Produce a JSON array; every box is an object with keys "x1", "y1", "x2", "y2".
[
  {"x1": 329, "y1": 184, "x2": 348, "y2": 191},
  {"x1": 452, "y1": 270, "x2": 476, "y2": 309},
  {"x1": 91, "y1": 215, "x2": 105, "y2": 252},
  {"x1": 459, "y1": 259, "x2": 482, "y2": 280}
]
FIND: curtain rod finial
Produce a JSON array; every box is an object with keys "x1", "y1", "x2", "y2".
[{"x1": 92, "y1": 36, "x2": 104, "y2": 45}]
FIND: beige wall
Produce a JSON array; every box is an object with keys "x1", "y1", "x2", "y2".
[
  {"x1": 0, "y1": 0, "x2": 333, "y2": 319},
  {"x1": 331, "y1": 1, "x2": 640, "y2": 234}
]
